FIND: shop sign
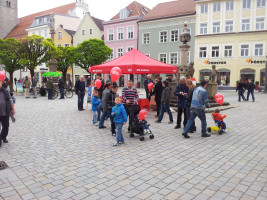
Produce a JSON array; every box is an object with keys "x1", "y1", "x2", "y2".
[
  {"x1": 204, "y1": 59, "x2": 227, "y2": 65},
  {"x1": 246, "y1": 58, "x2": 266, "y2": 64}
]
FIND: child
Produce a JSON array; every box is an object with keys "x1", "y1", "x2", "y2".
[
  {"x1": 111, "y1": 97, "x2": 127, "y2": 146},
  {"x1": 140, "y1": 119, "x2": 151, "y2": 134},
  {"x1": 212, "y1": 109, "x2": 227, "y2": 132},
  {"x1": 92, "y1": 90, "x2": 101, "y2": 126}
]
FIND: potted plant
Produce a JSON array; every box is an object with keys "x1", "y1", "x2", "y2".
[
  {"x1": 255, "y1": 81, "x2": 259, "y2": 90},
  {"x1": 137, "y1": 81, "x2": 140, "y2": 88}
]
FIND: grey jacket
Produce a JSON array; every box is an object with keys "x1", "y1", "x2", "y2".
[
  {"x1": 101, "y1": 88, "x2": 111, "y2": 111},
  {"x1": 161, "y1": 86, "x2": 171, "y2": 104}
]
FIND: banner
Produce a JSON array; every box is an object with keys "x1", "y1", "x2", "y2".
[{"x1": 16, "y1": 83, "x2": 24, "y2": 93}]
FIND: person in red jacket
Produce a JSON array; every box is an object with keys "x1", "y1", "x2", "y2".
[{"x1": 212, "y1": 109, "x2": 227, "y2": 131}]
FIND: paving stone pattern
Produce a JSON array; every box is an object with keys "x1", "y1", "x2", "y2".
[{"x1": 0, "y1": 91, "x2": 266, "y2": 200}]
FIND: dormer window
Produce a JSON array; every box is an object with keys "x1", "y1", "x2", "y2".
[{"x1": 119, "y1": 8, "x2": 130, "y2": 19}]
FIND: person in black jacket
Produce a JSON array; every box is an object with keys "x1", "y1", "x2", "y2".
[
  {"x1": 75, "y1": 77, "x2": 86, "y2": 111},
  {"x1": 236, "y1": 79, "x2": 246, "y2": 102},
  {"x1": 185, "y1": 80, "x2": 196, "y2": 133},
  {"x1": 155, "y1": 81, "x2": 173, "y2": 124},
  {"x1": 246, "y1": 79, "x2": 255, "y2": 102},
  {"x1": 151, "y1": 76, "x2": 163, "y2": 117},
  {"x1": 58, "y1": 77, "x2": 65, "y2": 99},
  {"x1": 144, "y1": 75, "x2": 154, "y2": 100},
  {"x1": 174, "y1": 76, "x2": 189, "y2": 129}
]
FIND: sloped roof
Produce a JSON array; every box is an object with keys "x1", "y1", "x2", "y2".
[
  {"x1": 111, "y1": 1, "x2": 151, "y2": 20},
  {"x1": 91, "y1": 17, "x2": 104, "y2": 31},
  {"x1": 6, "y1": 3, "x2": 76, "y2": 39},
  {"x1": 65, "y1": 29, "x2": 76, "y2": 36},
  {"x1": 141, "y1": 0, "x2": 195, "y2": 22}
]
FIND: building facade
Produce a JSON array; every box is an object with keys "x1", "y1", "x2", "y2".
[
  {"x1": 73, "y1": 12, "x2": 104, "y2": 85},
  {"x1": 194, "y1": 0, "x2": 267, "y2": 87},
  {"x1": 138, "y1": 0, "x2": 196, "y2": 85},
  {"x1": 0, "y1": 0, "x2": 18, "y2": 39},
  {"x1": 103, "y1": 1, "x2": 150, "y2": 87}
]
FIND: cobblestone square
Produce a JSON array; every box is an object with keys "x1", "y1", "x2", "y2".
[{"x1": 0, "y1": 91, "x2": 266, "y2": 200}]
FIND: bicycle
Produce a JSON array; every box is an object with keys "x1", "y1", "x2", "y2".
[{"x1": 64, "y1": 86, "x2": 73, "y2": 98}]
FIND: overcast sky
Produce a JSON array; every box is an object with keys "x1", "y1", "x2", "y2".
[{"x1": 18, "y1": 0, "x2": 172, "y2": 20}]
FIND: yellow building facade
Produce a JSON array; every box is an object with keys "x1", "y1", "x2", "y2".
[
  {"x1": 194, "y1": 0, "x2": 267, "y2": 87},
  {"x1": 54, "y1": 25, "x2": 76, "y2": 82}
]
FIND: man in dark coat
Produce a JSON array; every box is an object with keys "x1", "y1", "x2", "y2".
[
  {"x1": 46, "y1": 77, "x2": 54, "y2": 100},
  {"x1": 246, "y1": 79, "x2": 255, "y2": 102},
  {"x1": 174, "y1": 76, "x2": 189, "y2": 129},
  {"x1": 144, "y1": 75, "x2": 154, "y2": 100},
  {"x1": 75, "y1": 77, "x2": 86, "y2": 111},
  {"x1": 151, "y1": 76, "x2": 163, "y2": 117},
  {"x1": 58, "y1": 77, "x2": 65, "y2": 99}
]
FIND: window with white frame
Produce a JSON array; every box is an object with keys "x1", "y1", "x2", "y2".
[
  {"x1": 143, "y1": 33, "x2": 150, "y2": 44},
  {"x1": 118, "y1": 48, "x2": 123, "y2": 57},
  {"x1": 171, "y1": 30, "x2": 179, "y2": 42},
  {"x1": 120, "y1": 11, "x2": 127, "y2": 19},
  {"x1": 240, "y1": 44, "x2": 249, "y2": 56},
  {"x1": 108, "y1": 29, "x2": 114, "y2": 41},
  {"x1": 242, "y1": 19, "x2": 250, "y2": 31},
  {"x1": 243, "y1": 0, "x2": 251, "y2": 9},
  {"x1": 89, "y1": 29, "x2": 93, "y2": 35},
  {"x1": 109, "y1": 49, "x2": 114, "y2": 60},
  {"x1": 127, "y1": 26, "x2": 134, "y2": 39},
  {"x1": 200, "y1": 4, "x2": 208, "y2": 14},
  {"x1": 57, "y1": 44, "x2": 62, "y2": 47},
  {"x1": 160, "y1": 31, "x2": 167, "y2": 43},
  {"x1": 44, "y1": 29, "x2": 47, "y2": 37},
  {"x1": 257, "y1": 0, "x2": 266, "y2": 7},
  {"x1": 58, "y1": 32, "x2": 62, "y2": 39},
  {"x1": 170, "y1": 53, "x2": 178, "y2": 65},
  {"x1": 118, "y1": 28, "x2": 124, "y2": 40},
  {"x1": 82, "y1": 30, "x2": 85, "y2": 35},
  {"x1": 256, "y1": 18, "x2": 265, "y2": 30},
  {"x1": 199, "y1": 47, "x2": 207, "y2": 58},
  {"x1": 38, "y1": 30, "x2": 42, "y2": 36},
  {"x1": 64, "y1": 44, "x2": 70, "y2": 47},
  {"x1": 127, "y1": 47, "x2": 133, "y2": 52},
  {"x1": 211, "y1": 46, "x2": 220, "y2": 58},
  {"x1": 254, "y1": 44, "x2": 264, "y2": 56},
  {"x1": 213, "y1": 2, "x2": 221, "y2": 12},
  {"x1": 159, "y1": 53, "x2": 167, "y2": 63},
  {"x1": 224, "y1": 45, "x2": 233, "y2": 57},
  {"x1": 225, "y1": 21, "x2": 234, "y2": 32},
  {"x1": 32, "y1": 31, "x2": 35, "y2": 35},
  {"x1": 200, "y1": 23, "x2": 208, "y2": 34},
  {"x1": 213, "y1": 22, "x2": 221, "y2": 33},
  {"x1": 226, "y1": 1, "x2": 234, "y2": 11}
]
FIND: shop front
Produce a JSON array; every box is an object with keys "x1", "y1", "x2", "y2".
[
  {"x1": 199, "y1": 69, "x2": 211, "y2": 82},
  {"x1": 240, "y1": 68, "x2": 255, "y2": 84},
  {"x1": 217, "y1": 69, "x2": 230, "y2": 86},
  {"x1": 260, "y1": 68, "x2": 265, "y2": 86}
]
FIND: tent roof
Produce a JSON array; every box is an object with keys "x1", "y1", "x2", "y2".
[{"x1": 91, "y1": 49, "x2": 178, "y2": 75}]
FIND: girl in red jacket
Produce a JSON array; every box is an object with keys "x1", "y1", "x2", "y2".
[{"x1": 212, "y1": 109, "x2": 227, "y2": 131}]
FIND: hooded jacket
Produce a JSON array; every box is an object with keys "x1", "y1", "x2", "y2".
[
  {"x1": 111, "y1": 103, "x2": 127, "y2": 124},
  {"x1": 92, "y1": 96, "x2": 101, "y2": 112}
]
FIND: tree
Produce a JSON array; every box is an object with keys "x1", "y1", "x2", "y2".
[
  {"x1": 20, "y1": 35, "x2": 56, "y2": 80},
  {"x1": 73, "y1": 39, "x2": 112, "y2": 72},
  {"x1": 0, "y1": 38, "x2": 24, "y2": 92},
  {"x1": 54, "y1": 46, "x2": 76, "y2": 84}
]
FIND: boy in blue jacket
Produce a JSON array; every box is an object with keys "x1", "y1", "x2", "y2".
[
  {"x1": 92, "y1": 90, "x2": 101, "y2": 126},
  {"x1": 111, "y1": 97, "x2": 127, "y2": 146}
]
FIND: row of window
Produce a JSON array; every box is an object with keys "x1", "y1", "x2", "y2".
[
  {"x1": 108, "y1": 26, "x2": 134, "y2": 41},
  {"x1": 198, "y1": 43, "x2": 265, "y2": 59},
  {"x1": 158, "y1": 52, "x2": 190, "y2": 65},
  {"x1": 31, "y1": 29, "x2": 48, "y2": 38},
  {"x1": 109, "y1": 47, "x2": 134, "y2": 60},
  {"x1": 81, "y1": 28, "x2": 93, "y2": 36},
  {"x1": 200, "y1": 0, "x2": 266, "y2": 14},
  {"x1": 142, "y1": 29, "x2": 191, "y2": 45},
  {"x1": 199, "y1": 18, "x2": 265, "y2": 35},
  {"x1": 57, "y1": 44, "x2": 70, "y2": 47}
]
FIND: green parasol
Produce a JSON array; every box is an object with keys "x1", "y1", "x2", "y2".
[{"x1": 41, "y1": 72, "x2": 62, "y2": 77}]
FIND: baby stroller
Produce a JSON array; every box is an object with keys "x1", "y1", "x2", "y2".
[{"x1": 127, "y1": 105, "x2": 154, "y2": 141}]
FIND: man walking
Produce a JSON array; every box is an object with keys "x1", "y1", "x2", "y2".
[
  {"x1": 23, "y1": 76, "x2": 31, "y2": 98},
  {"x1": 0, "y1": 79, "x2": 16, "y2": 147},
  {"x1": 144, "y1": 75, "x2": 153, "y2": 100},
  {"x1": 174, "y1": 76, "x2": 189, "y2": 129},
  {"x1": 32, "y1": 76, "x2": 38, "y2": 99},
  {"x1": 58, "y1": 77, "x2": 65, "y2": 99},
  {"x1": 46, "y1": 77, "x2": 54, "y2": 100},
  {"x1": 182, "y1": 80, "x2": 210, "y2": 139},
  {"x1": 75, "y1": 77, "x2": 86, "y2": 111},
  {"x1": 247, "y1": 79, "x2": 255, "y2": 102},
  {"x1": 151, "y1": 76, "x2": 163, "y2": 118}
]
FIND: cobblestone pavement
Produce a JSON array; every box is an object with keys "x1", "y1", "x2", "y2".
[{"x1": 0, "y1": 91, "x2": 266, "y2": 200}]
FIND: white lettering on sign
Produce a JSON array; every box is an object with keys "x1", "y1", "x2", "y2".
[{"x1": 111, "y1": 70, "x2": 120, "y2": 76}]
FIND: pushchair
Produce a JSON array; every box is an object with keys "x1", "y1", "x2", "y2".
[{"x1": 126, "y1": 105, "x2": 154, "y2": 141}]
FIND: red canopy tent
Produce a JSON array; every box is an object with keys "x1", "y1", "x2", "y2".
[{"x1": 91, "y1": 49, "x2": 178, "y2": 74}]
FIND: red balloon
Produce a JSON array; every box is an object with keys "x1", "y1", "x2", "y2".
[
  {"x1": 88, "y1": 67, "x2": 92, "y2": 73},
  {"x1": 110, "y1": 67, "x2": 122, "y2": 82},
  {"x1": 214, "y1": 93, "x2": 224, "y2": 106},
  {"x1": 0, "y1": 71, "x2": 5, "y2": 82},
  {"x1": 95, "y1": 79, "x2": 102, "y2": 89},
  {"x1": 138, "y1": 110, "x2": 147, "y2": 120},
  {"x1": 148, "y1": 82, "x2": 154, "y2": 92}
]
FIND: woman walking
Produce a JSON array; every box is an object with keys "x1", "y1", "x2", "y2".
[
  {"x1": 185, "y1": 80, "x2": 196, "y2": 133},
  {"x1": 236, "y1": 79, "x2": 246, "y2": 102}
]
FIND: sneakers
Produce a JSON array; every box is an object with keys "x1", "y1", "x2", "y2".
[
  {"x1": 95, "y1": 123, "x2": 99, "y2": 126},
  {"x1": 119, "y1": 141, "x2": 125, "y2": 144},
  {"x1": 113, "y1": 143, "x2": 121, "y2": 147},
  {"x1": 168, "y1": 121, "x2": 173, "y2": 124},
  {"x1": 201, "y1": 134, "x2": 211, "y2": 137},
  {"x1": 112, "y1": 133, "x2": 116, "y2": 137},
  {"x1": 182, "y1": 133, "x2": 190, "y2": 139},
  {"x1": 155, "y1": 120, "x2": 160, "y2": 123},
  {"x1": 99, "y1": 126, "x2": 106, "y2": 129}
]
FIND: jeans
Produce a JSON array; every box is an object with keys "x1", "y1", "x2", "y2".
[
  {"x1": 60, "y1": 88, "x2": 64, "y2": 99},
  {"x1": 97, "y1": 108, "x2": 102, "y2": 121},
  {"x1": 93, "y1": 111, "x2": 98, "y2": 124},
  {"x1": 156, "y1": 101, "x2": 161, "y2": 116},
  {"x1": 99, "y1": 110, "x2": 109, "y2": 128},
  {"x1": 48, "y1": 89, "x2": 53, "y2": 99},
  {"x1": 158, "y1": 104, "x2": 173, "y2": 122},
  {"x1": 238, "y1": 90, "x2": 245, "y2": 101},
  {"x1": 186, "y1": 106, "x2": 196, "y2": 132},
  {"x1": 0, "y1": 115, "x2": 9, "y2": 143},
  {"x1": 177, "y1": 107, "x2": 187, "y2": 127},
  {"x1": 33, "y1": 86, "x2": 37, "y2": 97},
  {"x1": 184, "y1": 107, "x2": 207, "y2": 135},
  {"x1": 215, "y1": 120, "x2": 226, "y2": 130},
  {"x1": 247, "y1": 90, "x2": 255, "y2": 101},
  {"x1": 110, "y1": 116, "x2": 116, "y2": 134},
  {"x1": 78, "y1": 92, "x2": 85, "y2": 110},
  {"x1": 115, "y1": 123, "x2": 124, "y2": 143}
]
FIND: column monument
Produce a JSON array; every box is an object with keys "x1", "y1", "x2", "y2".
[{"x1": 49, "y1": 13, "x2": 57, "y2": 73}]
